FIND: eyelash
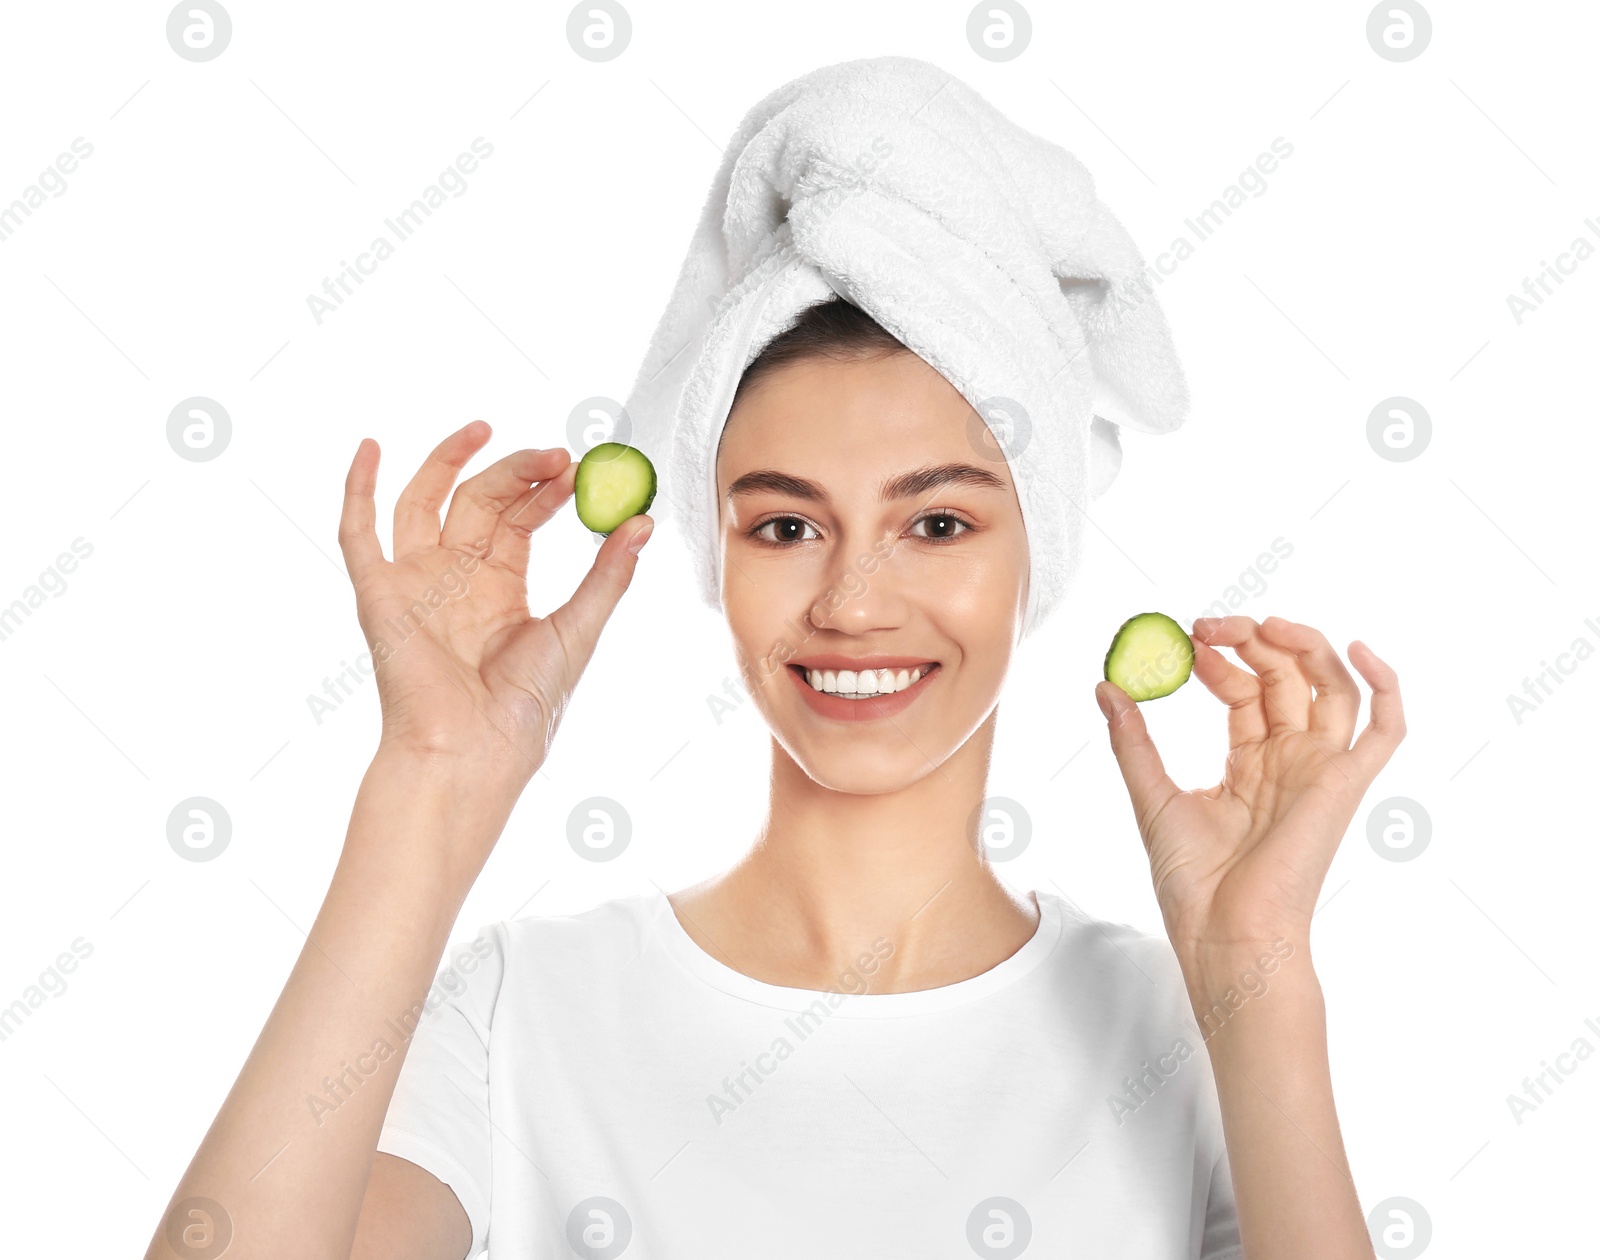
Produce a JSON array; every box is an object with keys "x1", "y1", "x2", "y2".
[{"x1": 746, "y1": 510, "x2": 978, "y2": 546}]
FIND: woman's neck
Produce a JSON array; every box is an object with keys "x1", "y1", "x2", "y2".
[{"x1": 667, "y1": 716, "x2": 1041, "y2": 994}]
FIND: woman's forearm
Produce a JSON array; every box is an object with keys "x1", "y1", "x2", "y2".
[
  {"x1": 143, "y1": 751, "x2": 515, "y2": 1260},
  {"x1": 1182, "y1": 941, "x2": 1374, "y2": 1260}
]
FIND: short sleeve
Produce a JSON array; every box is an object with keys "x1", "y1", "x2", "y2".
[
  {"x1": 375, "y1": 923, "x2": 506, "y2": 1258},
  {"x1": 1199, "y1": 1141, "x2": 1244, "y2": 1260}
]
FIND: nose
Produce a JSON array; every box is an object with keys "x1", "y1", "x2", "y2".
[{"x1": 803, "y1": 532, "x2": 911, "y2": 634}]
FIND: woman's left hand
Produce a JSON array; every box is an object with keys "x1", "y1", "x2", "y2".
[{"x1": 1095, "y1": 614, "x2": 1406, "y2": 963}]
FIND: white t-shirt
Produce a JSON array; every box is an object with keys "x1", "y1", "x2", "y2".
[{"x1": 375, "y1": 887, "x2": 1243, "y2": 1259}]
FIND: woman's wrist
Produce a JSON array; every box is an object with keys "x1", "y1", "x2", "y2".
[
  {"x1": 374, "y1": 725, "x2": 545, "y2": 794},
  {"x1": 1174, "y1": 933, "x2": 1323, "y2": 1050},
  {"x1": 338, "y1": 747, "x2": 528, "y2": 913},
  {"x1": 1178, "y1": 940, "x2": 1365, "y2": 1260}
]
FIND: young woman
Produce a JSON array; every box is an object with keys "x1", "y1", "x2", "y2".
[{"x1": 147, "y1": 297, "x2": 1402, "y2": 1260}]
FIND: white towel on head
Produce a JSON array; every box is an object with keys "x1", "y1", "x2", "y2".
[{"x1": 621, "y1": 54, "x2": 1189, "y2": 639}]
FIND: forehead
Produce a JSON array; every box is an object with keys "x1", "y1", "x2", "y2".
[{"x1": 716, "y1": 351, "x2": 1016, "y2": 490}]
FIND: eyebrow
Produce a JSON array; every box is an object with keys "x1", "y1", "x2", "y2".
[{"x1": 726, "y1": 462, "x2": 1008, "y2": 505}]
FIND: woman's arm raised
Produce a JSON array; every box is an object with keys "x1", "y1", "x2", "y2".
[
  {"x1": 1096, "y1": 615, "x2": 1405, "y2": 1260},
  {"x1": 143, "y1": 421, "x2": 654, "y2": 1260}
]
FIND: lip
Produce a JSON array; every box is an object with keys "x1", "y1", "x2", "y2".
[
  {"x1": 787, "y1": 661, "x2": 941, "y2": 722},
  {"x1": 789, "y1": 654, "x2": 939, "y2": 671}
]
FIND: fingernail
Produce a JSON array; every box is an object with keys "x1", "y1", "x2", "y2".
[
  {"x1": 626, "y1": 519, "x2": 654, "y2": 555},
  {"x1": 1095, "y1": 684, "x2": 1115, "y2": 723}
]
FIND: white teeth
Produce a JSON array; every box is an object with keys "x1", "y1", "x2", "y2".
[{"x1": 804, "y1": 666, "x2": 927, "y2": 696}]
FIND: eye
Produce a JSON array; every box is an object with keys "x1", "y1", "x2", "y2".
[
  {"x1": 746, "y1": 510, "x2": 977, "y2": 546},
  {"x1": 909, "y1": 511, "x2": 975, "y2": 542},
  {"x1": 750, "y1": 515, "x2": 820, "y2": 545}
]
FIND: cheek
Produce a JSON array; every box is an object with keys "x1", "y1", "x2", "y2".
[
  {"x1": 724, "y1": 583, "x2": 795, "y2": 679},
  {"x1": 937, "y1": 532, "x2": 1027, "y2": 608},
  {"x1": 937, "y1": 532, "x2": 1029, "y2": 655},
  {"x1": 944, "y1": 592, "x2": 1013, "y2": 675}
]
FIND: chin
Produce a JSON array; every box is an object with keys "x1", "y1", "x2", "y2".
[
  {"x1": 757, "y1": 696, "x2": 977, "y2": 793},
  {"x1": 780, "y1": 740, "x2": 948, "y2": 794}
]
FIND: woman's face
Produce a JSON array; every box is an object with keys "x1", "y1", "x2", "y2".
[{"x1": 715, "y1": 349, "x2": 1031, "y2": 792}]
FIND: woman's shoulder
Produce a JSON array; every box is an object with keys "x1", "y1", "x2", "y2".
[
  {"x1": 428, "y1": 890, "x2": 667, "y2": 1022},
  {"x1": 1035, "y1": 888, "x2": 1191, "y2": 998},
  {"x1": 476, "y1": 887, "x2": 668, "y2": 970}
]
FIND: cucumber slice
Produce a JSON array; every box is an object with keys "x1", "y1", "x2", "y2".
[
  {"x1": 1103, "y1": 612, "x2": 1194, "y2": 702},
  {"x1": 574, "y1": 442, "x2": 657, "y2": 534}
]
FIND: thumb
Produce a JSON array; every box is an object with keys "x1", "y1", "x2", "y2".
[
  {"x1": 1096, "y1": 681, "x2": 1179, "y2": 828},
  {"x1": 536, "y1": 514, "x2": 654, "y2": 690}
]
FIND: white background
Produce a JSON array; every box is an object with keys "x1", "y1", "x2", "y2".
[{"x1": 1, "y1": 2, "x2": 1595, "y2": 1256}]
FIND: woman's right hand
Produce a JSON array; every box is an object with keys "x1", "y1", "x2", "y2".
[
  {"x1": 338, "y1": 419, "x2": 653, "y2": 795},
  {"x1": 140, "y1": 420, "x2": 648, "y2": 1260}
]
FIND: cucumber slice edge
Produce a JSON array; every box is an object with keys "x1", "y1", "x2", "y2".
[
  {"x1": 1103, "y1": 611, "x2": 1195, "y2": 702},
  {"x1": 574, "y1": 442, "x2": 658, "y2": 535}
]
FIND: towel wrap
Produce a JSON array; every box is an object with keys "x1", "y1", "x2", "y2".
[{"x1": 622, "y1": 55, "x2": 1189, "y2": 638}]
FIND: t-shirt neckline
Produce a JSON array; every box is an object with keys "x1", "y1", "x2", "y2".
[{"x1": 650, "y1": 885, "x2": 1063, "y2": 1017}]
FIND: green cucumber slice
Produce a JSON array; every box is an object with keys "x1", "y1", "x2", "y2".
[
  {"x1": 1103, "y1": 612, "x2": 1194, "y2": 702},
  {"x1": 574, "y1": 442, "x2": 657, "y2": 534}
]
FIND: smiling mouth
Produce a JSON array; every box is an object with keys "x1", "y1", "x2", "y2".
[{"x1": 788, "y1": 662, "x2": 939, "y2": 698}]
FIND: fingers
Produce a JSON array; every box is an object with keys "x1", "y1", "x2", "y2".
[
  {"x1": 1349, "y1": 640, "x2": 1406, "y2": 778},
  {"x1": 338, "y1": 438, "x2": 387, "y2": 585},
  {"x1": 537, "y1": 515, "x2": 655, "y2": 689},
  {"x1": 1257, "y1": 616, "x2": 1361, "y2": 747},
  {"x1": 439, "y1": 447, "x2": 574, "y2": 559},
  {"x1": 1193, "y1": 615, "x2": 1310, "y2": 734},
  {"x1": 1095, "y1": 680, "x2": 1181, "y2": 835},
  {"x1": 488, "y1": 458, "x2": 579, "y2": 578},
  {"x1": 393, "y1": 421, "x2": 494, "y2": 562},
  {"x1": 1188, "y1": 634, "x2": 1270, "y2": 747}
]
